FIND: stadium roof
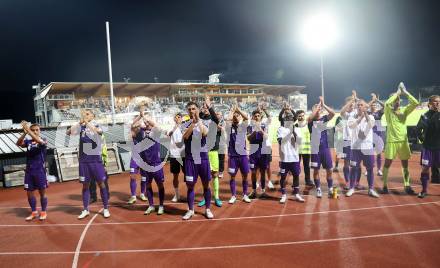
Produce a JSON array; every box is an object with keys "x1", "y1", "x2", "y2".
[{"x1": 34, "y1": 82, "x2": 305, "y2": 100}]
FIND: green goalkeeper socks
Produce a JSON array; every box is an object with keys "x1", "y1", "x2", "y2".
[
  {"x1": 213, "y1": 176, "x2": 219, "y2": 199},
  {"x1": 402, "y1": 167, "x2": 410, "y2": 186}
]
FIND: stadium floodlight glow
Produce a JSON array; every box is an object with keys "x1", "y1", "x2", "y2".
[
  {"x1": 301, "y1": 12, "x2": 339, "y2": 51},
  {"x1": 301, "y1": 12, "x2": 339, "y2": 100}
]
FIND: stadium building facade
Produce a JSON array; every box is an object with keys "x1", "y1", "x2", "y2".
[{"x1": 33, "y1": 76, "x2": 306, "y2": 127}]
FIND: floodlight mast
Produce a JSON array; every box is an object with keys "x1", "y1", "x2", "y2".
[
  {"x1": 320, "y1": 52, "x2": 324, "y2": 101},
  {"x1": 106, "y1": 21, "x2": 116, "y2": 124}
]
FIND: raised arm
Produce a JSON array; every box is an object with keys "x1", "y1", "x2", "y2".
[
  {"x1": 226, "y1": 105, "x2": 236, "y2": 122},
  {"x1": 376, "y1": 98, "x2": 385, "y2": 109},
  {"x1": 21, "y1": 121, "x2": 45, "y2": 145},
  {"x1": 131, "y1": 115, "x2": 143, "y2": 128},
  {"x1": 340, "y1": 100, "x2": 354, "y2": 117},
  {"x1": 368, "y1": 93, "x2": 377, "y2": 108},
  {"x1": 131, "y1": 113, "x2": 144, "y2": 138},
  {"x1": 278, "y1": 109, "x2": 285, "y2": 125},
  {"x1": 68, "y1": 110, "x2": 89, "y2": 136},
  {"x1": 321, "y1": 96, "x2": 335, "y2": 121},
  {"x1": 261, "y1": 106, "x2": 272, "y2": 126},
  {"x1": 401, "y1": 85, "x2": 419, "y2": 117},
  {"x1": 183, "y1": 111, "x2": 206, "y2": 140},
  {"x1": 146, "y1": 118, "x2": 164, "y2": 141},
  {"x1": 385, "y1": 85, "x2": 402, "y2": 110},
  {"x1": 182, "y1": 122, "x2": 195, "y2": 140},
  {"x1": 369, "y1": 93, "x2": 385, "y2": 113},
  {"x1": 341, "y1": 91, "x2": 357, "y2": 117},
  {"x1": 236, "y1": 107, "x2": 248, "y2": 122},
  {"x1": 204, "y1": 95, "x2": 219, "y2": 125},
  {"x1": 307, "y1": 104, "x2": 321, "y2": 123},
  {"x1": 16, "y1": 121, "x2": 28, "y2": 147}
]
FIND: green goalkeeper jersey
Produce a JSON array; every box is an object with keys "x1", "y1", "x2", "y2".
[{"x1": 384, "y1": 92, "x2": 419, "y2": 143}]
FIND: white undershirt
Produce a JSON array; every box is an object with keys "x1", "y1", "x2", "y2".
[
  {"x1": 348, "y1": 115, "x2": 375, "y2": 150},
  {"x1": 277, "y1": 126, "x2": 300, "y2": 162}
]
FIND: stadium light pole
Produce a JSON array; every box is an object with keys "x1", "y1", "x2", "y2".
[
  {"x1": 106, "y1": 21, "x2": 116, "y2": 124},
  {"x1": 301, "y1": 12, "x2": 339, "y2": 101}
]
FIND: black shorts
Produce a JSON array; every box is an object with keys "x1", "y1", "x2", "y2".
[
  {"x1": 268, "y1": 154, "x2": 272, "y2": 163},
  {"x1": 170, "y1": 157, "x2": 185, "y2": 174}
]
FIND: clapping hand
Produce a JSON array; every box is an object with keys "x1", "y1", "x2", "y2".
[
  {"x1": 205, "y1": 95, "x2": 212, "y2": 109},
  {"x1": 139, "y1": 105, "x2": 145, "y2": 117},
  {"x1": 319, "y1": 96, "x2": 324, "y2": 108},
  {"x1": 399, "y1": 82, "x2": 409, "y2": 95},
  {"x1": 21, "y1": 120, "x2": 30, "y2": 133},
  {"x1": 193, "y1": 110, "x2": 200, "y2": 124},
  {"x1": 352, "y1": 90, "x2": 357, "y2": 100}
]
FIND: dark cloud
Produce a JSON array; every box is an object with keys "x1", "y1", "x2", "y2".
[{"x1": 0, "y1": 0, "x2": 439, "y2": 121}]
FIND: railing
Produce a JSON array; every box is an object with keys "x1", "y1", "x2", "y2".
[{"x1": 176, "y1": 80, "x2": 210, "y2": 84}]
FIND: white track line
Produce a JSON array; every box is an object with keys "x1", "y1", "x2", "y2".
[
  {"x1": 1, "y1": 228, "x2": 439, "y2": 255},
  {"x1": 80, "y1": 228, "x2": 440, "y2": 254},
  {"x1": 71, "y1": 209, "x2": 102, "y2": 268},
  {"x1": 1, "y1": 201, "x2": 439, "y2": 228},
  {"x1": 0, "y1": 184, "x2": 436, "y2": 210}
]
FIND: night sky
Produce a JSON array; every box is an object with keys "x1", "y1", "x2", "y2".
[{"x1": 1, "y1": 0, "x2": 439, "y2": 122}]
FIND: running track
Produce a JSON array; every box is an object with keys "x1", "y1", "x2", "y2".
[{"x1": 0, "y1": 152, "x2": 439, "y2": 268}]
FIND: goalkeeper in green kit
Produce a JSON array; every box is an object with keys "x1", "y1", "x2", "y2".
[{"x1": 382, "y1": 82, "x2": 419, "y2": 194}]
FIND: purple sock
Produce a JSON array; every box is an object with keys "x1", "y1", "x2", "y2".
[
  {"x1": 204, "y1": 188, "x2": 212, "y2": 209},
  {"x1": 82, "y1": 188, "x2": 90, "y2": 210},
  {"x1": 100, "y1": 186, "x2": 109, "y2": 209},
  {"x1": 349, "y1": 167, "x2": 357, "y2": 189},
  {"x1": 140, "y1": 180, "x2": 147, "y2": 194},
  {"x1": 366, "y1": 168, "x2": 374, "y2": 189},
  {"x1": 28, "y1": 196, "x2": 37, "y2": 212},
  {"x1": 376, "y1": 154, "x2": 382, "y2": 170},
  {"x1": 40, "y1": 197, "x2": 48, "y2": 212},
  {"x1": 293, "y1": 187, "x2": 299, "y2": 195},
  {"x1": 230, "y1": 179, "x2": 236, "y2": 196},
  {"x1": 242, "y1": 179, "x2": 248, "y2": 195},
  {"x1": 421, "y1": 172, "x2": 429, "y2": 193},
  {"x1": 146, "y1": 187, "x2": 154, "y2": 206},
  {"x1": 356, "y1": 167, "x2": 361, "y2": 184},
  {"x1": 187, "y1": 187, "x2": 195, "y2": 210},
  {"x1": 343, "y1": 166, "x2": 350, "y2": 183},
  {"x1": 158, "y1": 186, "x2": 165, "y2": 206},
  {"x1": 130, "y1": 178, "x2": 136, "y2": 196},
  {"x1": 327, "y1": 176, "x2": 333, "y2": 189},
  {"x1": 314, "y1": 179, "x2": 321, "y2": 188}
]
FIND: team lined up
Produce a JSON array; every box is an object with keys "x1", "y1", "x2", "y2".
[{"x1": 18, "y1": 82, "x2": 440, "y2": 221}]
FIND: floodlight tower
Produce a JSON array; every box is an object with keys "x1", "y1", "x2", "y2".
[{"x1": 301, "y1": 12, "x2": 339, "y2": 100}]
